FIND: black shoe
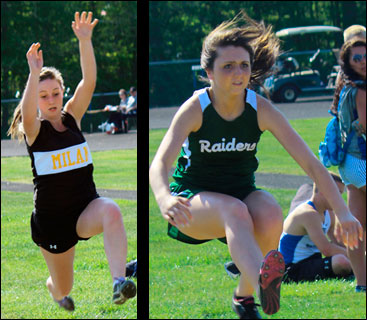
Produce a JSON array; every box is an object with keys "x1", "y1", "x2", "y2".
[
  {"x1": 225, "y1": 261, "x2": 241, "y2": 279},
  {"x1": 126, "y1": 259, "x2": 137, "y2": 278},
  {"x1": 232, "y1": 296, "x2": 262, "y2": 319},
  {"x1": 54, "y1": 296, "x2": 75, "y2": 311},
  {"x1": 355, "y1": 285, "x2": 366, "y2": 293},
  {"x1": 113, "y1": 279, "x2": 136, "y2": 305}
]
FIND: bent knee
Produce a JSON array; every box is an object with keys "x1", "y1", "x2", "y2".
[
  {"x1": 253, "y1": 202, "x2": 283, "y2": 233},
  {"x1": 332, "y1": 254, "x2": 352, "y2": 275},
  {"x1": 103, "y1": 200, "x2": 123, "y2": 225},
  {"x1": 264, "y1": 202, "x2": 283, "y2": 221},
  {"x1": 225, "y1": 200, "x2": 253, "y2": 227}
]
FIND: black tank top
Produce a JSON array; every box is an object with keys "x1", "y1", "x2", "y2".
[{"x1": 25, "y1": 111, "x2": 98, "y2": 215}]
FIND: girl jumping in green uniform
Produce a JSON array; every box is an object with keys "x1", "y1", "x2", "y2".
[{"x1": 150, "y1": 12, "x2": 363, "y2": 319}]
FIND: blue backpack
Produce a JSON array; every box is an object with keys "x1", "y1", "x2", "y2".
[{"x1": 318, "y1": 110, "x2": 355, "y2": 168}]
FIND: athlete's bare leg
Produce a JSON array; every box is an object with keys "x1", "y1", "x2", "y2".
[
  {"x1": 236, "y1": 190, "x2": 283, "y2": 296},
  {"x1": 346, "y1": 185, "x2": 366, "y2": 286},
  {"x1": 177, "y1": 191, "x2": 282, "y2": 298},
  {"x1": 76, "y1": 197, "x2": 127, "y2": 281},
  {"x1": 40, "y1": 246, "x2": 75, "y2": 300}
]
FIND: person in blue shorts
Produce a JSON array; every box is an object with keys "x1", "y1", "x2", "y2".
[
  {"x1": 150, "y1": 11, "x2": 363, "y2": 319},
  {"x1": 331, "y1": 37, "x2": 366, "y2": 293}
]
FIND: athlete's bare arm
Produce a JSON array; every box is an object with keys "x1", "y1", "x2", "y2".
[
  {"x1": 64, "y1": 12, "x2": 98, "y2": 128},
  {"x1": 256, "y1": 94, "x2": 363, "y2": 250},
  {"x1": 22, "y1": 43, "x2": 42, "y2": 145},
  {"x1": 300, "y1": 210, "x2": 347, "y2": 257},
  {"x1": 149, "y1": 95, "x2": 202, "y2": 227}
]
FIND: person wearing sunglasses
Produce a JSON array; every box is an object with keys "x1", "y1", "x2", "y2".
[{"x1": 329, "y1": 36, "x2": 366, "y2": 293}]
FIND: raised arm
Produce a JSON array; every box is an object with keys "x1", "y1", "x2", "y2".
[
  {"x1": 257, "y1": 94, "x2": 363, "y2": 250},
  {"x1": 64, "y1": 12, "x2": 98, "y2": 125},
  {"x1": 22, "y1": 43, "x2": 43, "y2": 144}
]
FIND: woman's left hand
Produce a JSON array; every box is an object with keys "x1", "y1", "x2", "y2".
[{"x1": 72, "y1": 11, "x2": 98, "y2": 41}]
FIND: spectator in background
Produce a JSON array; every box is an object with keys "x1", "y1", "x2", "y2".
[
  {"x1": 126, "y1": 86, "x2": 137, "y2": 115},
  {"x1": 117, "y1": 88, "x2": 129, "y2": 133},
  {"x1": 333, "y1": 25, "x2": 366, "y2": 94},
  {"x1": 96, "y1": 89, "x2": 129, "y2": 134},
  {"x1": 330, "y1": 36, "x2": 366, "y2": 293},
  {"x1": 105, "y1": 90, "x2": 126, "y2": 134},
  {"x1": 279, "y1": 173, "x2": 353, "y2": 283},
  {"x1": 344, "y1": 25, "x2": 366, "y2": 43},
  {"x1": 118, "y1": 88, "x2": 128, "y2": 111}
]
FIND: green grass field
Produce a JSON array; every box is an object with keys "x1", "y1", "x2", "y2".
[
  {"x1": 1, "y1": 150, "x2": 137, "y2": 319},
  {"x1": 149, "y1": 118, "x2": 366, "y2": 319}
]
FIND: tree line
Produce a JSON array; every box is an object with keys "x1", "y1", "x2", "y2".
[{"x1": 149, "y1": 1, "x2": 366, "y2": 107}]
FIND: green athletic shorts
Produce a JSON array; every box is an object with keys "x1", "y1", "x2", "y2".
[{"x1": 168, "y1": 181, "x2": 260, "y2": 245}]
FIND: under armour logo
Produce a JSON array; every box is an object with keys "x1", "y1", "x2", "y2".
[{"x1": 50, "y1": 244, "x2": 57, "y2": 250}]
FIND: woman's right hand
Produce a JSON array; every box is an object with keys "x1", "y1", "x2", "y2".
[
  {"x1": 159, "y1": 195, "x2": 193, "y2": 228},
  {"x1": 334, "y1": 211, "x2": 364, "y2": 250},
  {"x1": 26, "y1": 43, "x2": 43, "y2": 75}
]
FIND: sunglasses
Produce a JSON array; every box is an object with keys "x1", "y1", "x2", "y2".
[{"x1": 352, "y1": 53, "x2": 366, "y2": 63}]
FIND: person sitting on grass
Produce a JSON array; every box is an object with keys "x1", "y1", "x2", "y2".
[
  {"x1": 278, "y1": 172, "x2": 354, "y2": 283},
  {"x1": 225, "y1": 174, "x2": 354, "y2": 284}
]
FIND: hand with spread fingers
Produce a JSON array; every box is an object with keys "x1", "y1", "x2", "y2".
[
  {"x1": 26, "y1": 42, "x2": 43, "y2": 75},
  {"x1": 71, "y1": 11, "x2": 98, "y2": 41},
  {"x1": 334, "y1": 213, "x2": 364, "y2": 250}
]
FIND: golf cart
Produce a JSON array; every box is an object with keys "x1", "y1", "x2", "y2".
[{"x1": 262, "y1": 26, "x2": 343, "y2": 103}]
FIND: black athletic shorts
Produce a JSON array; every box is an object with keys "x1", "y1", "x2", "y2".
[
  {"x1": 283, "y1": 253, "x2": 337, "y2": 283},
  {"x1": 31, "y1": 195, "x2": 99, "y2": 254}
]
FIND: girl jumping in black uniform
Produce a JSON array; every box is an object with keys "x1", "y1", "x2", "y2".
[{"x1": 8, "y1": 11, "x2": 136, "y2": 311}]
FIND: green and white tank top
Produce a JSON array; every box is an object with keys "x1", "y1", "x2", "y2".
[{"x1": 172, "y1": 87, "x2": 263, "y2": 193}]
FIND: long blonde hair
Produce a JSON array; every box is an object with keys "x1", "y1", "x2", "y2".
[
  {"x1": 200, "y1": 10, "x2": 281, "y2": 90},
  {"x1": 7, "y1": 67, "x2": 65, "y2": 142}
]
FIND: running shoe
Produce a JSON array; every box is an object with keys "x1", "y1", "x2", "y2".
[
  {"x1": 54, "y1": 296, "x2": 75, "y2": 311},
  {"x1": 355, "y1": 285, "x2": 366, "y2": 293},
  {"x1": 126, "y1": 259, "x2": 137, "y2": 278},
  {"x1": 113, "y1": 278, "x2": 136, "y2": 305},
  {"x1": 258, "y1": 250, "x2": 285, "y2": 315},
  {"x1": 232, "y1": 295, "x2": 262, "y2": 319},
  {"x1": 225, "y1": 261, "x2": 241, "y2": 279}
]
